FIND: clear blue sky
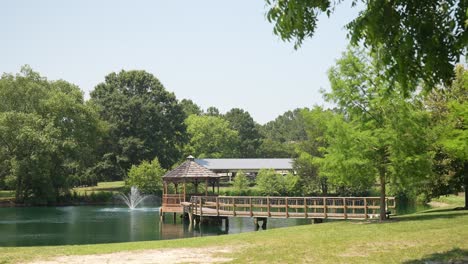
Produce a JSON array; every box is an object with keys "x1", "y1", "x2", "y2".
[{"x1": 1, "y1": 1, "x2": 360, "y2": 124}]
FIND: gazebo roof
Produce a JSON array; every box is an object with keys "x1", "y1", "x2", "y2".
[{"x1": 163, "y1": 156, "x2": 220, "y2": 182}]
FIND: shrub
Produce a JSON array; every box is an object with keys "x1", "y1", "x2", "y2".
[
  {"x1": 256, "y1": 169, "x2": 301, "y2": 196},
  {"x1": 232, "y1": 171, "x2": 250, "y2": 195},
  {"x1": 126, "y1": 158, "x2": 165, "y2": 195}
]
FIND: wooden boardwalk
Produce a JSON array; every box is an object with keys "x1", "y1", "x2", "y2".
[{"x1": 181, "y1": 196, "x2": 396, "y2": 221}]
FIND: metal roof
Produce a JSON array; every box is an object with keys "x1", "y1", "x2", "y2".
[{"x1": 194, "y1": 158, "x2": 293, "y2": 170}]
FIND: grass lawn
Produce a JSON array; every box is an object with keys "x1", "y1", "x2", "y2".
[
  {"x1": 0, "y1": 190, "x2": 14, "y2": 198},
  {"x1": 430, "y1": 193, "x2": 466, "y2": 208},
  {"x1": 0, "y1": 198, "x2": 467, "y2": 264},
  {"x1": 0, "y1": 190, "x2": 14, "y2": 201},
  {"x1": 72, "y1": 181, "x2": 125, "y2": 195}
]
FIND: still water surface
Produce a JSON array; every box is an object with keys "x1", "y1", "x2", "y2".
[
  {"x1": 0, "y1": 206, "x2": 311, "y2": 246},
  {"x1": 0, "y1": 201, "x2": 429, "y2": 247}
]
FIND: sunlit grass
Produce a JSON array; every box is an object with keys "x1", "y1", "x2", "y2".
[
  {"x1": 72, "y1": 181, "x2": 125, "y2": 195},
  {"x1": 430, "y1": 194, "x2": 465, "y2": 207}
]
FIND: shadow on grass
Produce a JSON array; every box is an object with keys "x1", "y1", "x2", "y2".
[
  {"x1": 395, "y1": 208, "x2": 468, "y2": 222},
  {"x1": 403, "y1": 248, "x2": 468, "y2": 263}
]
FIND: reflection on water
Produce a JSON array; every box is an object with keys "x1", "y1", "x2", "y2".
[
  {"x1": 0, "y1": 206, "x2": 311, "y2": 247},
  {"x1": 0, "y1": 199, "x2": 431, "y2": 247},
  {"x1": 395, "y1": 200, "x2": 432, "y2": 215}
]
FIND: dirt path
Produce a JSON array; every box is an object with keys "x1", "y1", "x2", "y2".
[{"x1": 27, "y1": 247, "x2": 235, "y2": 264}]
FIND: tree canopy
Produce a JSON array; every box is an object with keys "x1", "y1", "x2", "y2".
[
  {"x1": 318, "y1": 48, "x2": 433, "y2": 219},
  {"x1": 126, "y1": 158, "x2": 166, "y2": 195},
  {"x1": 224, "y1": 108, "x2": 262, "y2": 158},
  {"x1": 90, "y1": 70, "x2": 187, "y2": 179},
  {"x1": 0, "y1": 66, "x2": 104, "y2": 204},
  {"x1": 265, "y1": 0, "x2": 468, "y2": 93},
  {"x1": 184, "y1": 115, "x2": 240, "y2": 158}
]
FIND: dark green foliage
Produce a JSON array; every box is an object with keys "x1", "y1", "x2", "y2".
[
  {"x1": 265, "y1": 0, "x2": 468, "y2": 93},
  {"x1": 258, "y1": 108, "x2": 309, "y2": 158},
  {"x1": 180, "y1": 99, "x2": 203, "y2": 117},
  {"x1": 257, "y1": 138, "x2": 294, "y2": 158},
  {"x1": 261, "y1": 108, "x2": 308, "y2": 143},
  {"x1": 0, "y1": 66, "x2": 104, "y2": 204},
  {"x1": 205, "y1": 106, "x2": 221, "y2": 117},
  {"x1": 90, "y1": 70, "x2": 187, "y2": 178},
  {"x1": 224, "y1": 108, "x2": 263, "y2": 158}
]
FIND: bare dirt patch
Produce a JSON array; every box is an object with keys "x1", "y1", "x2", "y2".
[{"x1": 26, "y1": 246, "x2": 236, "y2": 264}]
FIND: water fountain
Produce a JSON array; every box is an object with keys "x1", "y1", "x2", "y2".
[{"x1": 117, "y1": 186, "x2": 149, "y2": 209}]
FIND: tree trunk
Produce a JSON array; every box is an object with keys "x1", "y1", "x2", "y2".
[
  {"x1": 464, "y1": 161, "x2": 468, "y2": 209},
  {"x1": 379, "y1": 167, "x2": 386, "y2": 221}
]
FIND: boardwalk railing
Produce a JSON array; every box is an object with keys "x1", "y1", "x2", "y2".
[
  {"x1": 161, "y1": 194, "x2": 186, "y2": 213},
  {"x1": 187, "y1": 196, "x2": 396, "y2": 220}
]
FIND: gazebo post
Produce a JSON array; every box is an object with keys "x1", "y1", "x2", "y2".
[
  {"x1": 205, "y1": 178, "x2": 208, "y2": 196},
  {"x1": 183, "y1": 179, "x2": 186, "y2": 202},
  {"x1": 174, "y1": 183, "x2": 178, "y2": 194}
]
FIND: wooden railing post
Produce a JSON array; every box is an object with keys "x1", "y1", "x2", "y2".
[
  {"x1": 323, "y1": 197, "x2": 327, "y2": 219},
  {"x1": 343, "y1": 198, "x2": 347, "y2": 219},
  {"x1": 249, "y1": 197, "x2": 253, "y2": 217},
  {"x1": 364, "y1": 198, "x2": 368, "y2": 219},
  {"x1": 304, "y1": 197, "x2": 308, "y2": 218},
  {"x1": 216, "y1": 197, "x2": 219, "y2": 216},
  {"x1": 267, "y1": 197, "x2": 271, "y2": 217},
  {"x1": 200, "y1": 196, "x2": 203, "y2": 217},
  {"x1": 232, "y1": 197, "x2": 236, "y2": 216},
  {"x1": 285, "y1": 197, "x2": 289, "y2": 218}
]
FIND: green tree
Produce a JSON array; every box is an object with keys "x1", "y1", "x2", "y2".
[
  {"x1": 427, "y1": 65, "x2": 468, "y2": 208},
  {"x1": 185, "y1": 115, "x2": 240, "y2": 158},
  {"x1": 265, "y1": 0, "x2": 467, "y2": 92},
  {"x1": 256, "y1": 169, "x2": 300, "y2": 196},
  {"x1": 256, "y1": 169, "x2": 282, "y2": 196},
  {"x1": 205, "y1": 106, "x2": 221, "y2": 117},
  {"x1": 224, "y1": 108, "x2": 263, "y2": 158},
  {"x1": 294, "y1": 107, "x2": 334, "y2": 195},
  {"x1": 258, "y1": 108, "x2": 309, "y2": 158},
  {"x1": 320, "y1": 48, "x2": 433, "y2": 220},
  {"x1": 261, "y1": 108, "x2": 308, "y2": 143},
  {"x1": 90, "y1": 70, "x2": 187, "y2": 179},
  {"x1": 0, "y1": 66, "x2": 104, "y2": 204},
  {"x1": 126, "y1": 158, "x2": 165, "y2": 195},
  {"x1": 279, "y1": 173, "x2": 301, "y2": 196},
  {"x1": 257, "y1": 138, "x2": 294, "y2": 158},
  {"x1": 232, "y1": 171, "x2": 250, "y2": 195},
  {"x1": 180, "y1": 99, "x2": 203, "y2": 117},
  {"x1": 424, "y1": 65, "x2": 468, "y2": 203}
]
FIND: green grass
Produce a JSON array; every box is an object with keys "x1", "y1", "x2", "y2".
[
  {"x1": 0, "y1": 190, "x2": 14, "y2": 201},
  {"x1": 72, "y1": 181, "x2": 125, "y2": 195},
  {"x1": 0, "y1": 190, "x2": 14, "y2": 198},
  {"x1": 430, "y1": 193, "x2": 465, "y2": 207},
  {"x1": 1, "y1": 206, "x2": 467, "y2": 263}
]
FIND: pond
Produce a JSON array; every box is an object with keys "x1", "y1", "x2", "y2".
[
  {"x1": 0, "y1": 199, "x2": 430, "y2": 247},
  {"x1": 0, "y1": 206, "x2": 311, "y2": 247}
]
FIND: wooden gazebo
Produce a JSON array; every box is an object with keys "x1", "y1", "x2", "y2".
[{"x1": 160, "y1": 155, "x2": 221, "y2": 217}]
